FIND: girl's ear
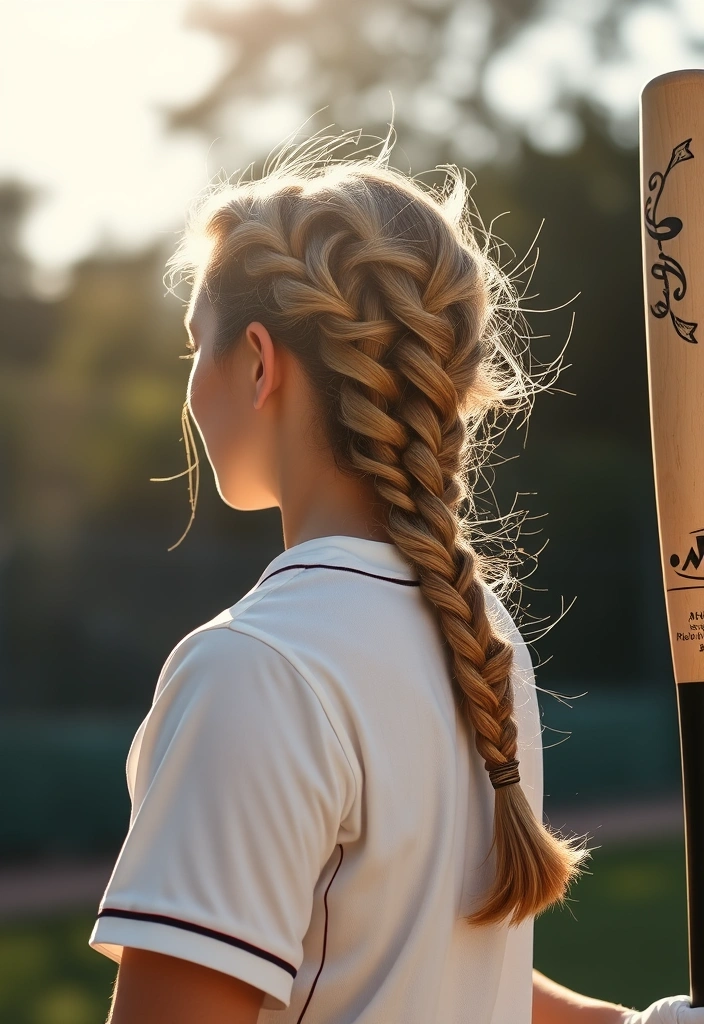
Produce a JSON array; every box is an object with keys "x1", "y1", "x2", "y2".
[{"x1": 244, "y1": 321, "x2": 279, "y2": 410}]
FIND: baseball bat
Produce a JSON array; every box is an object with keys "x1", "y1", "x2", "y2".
[{"x1": 640, "y1": 69, "x2": 704, "y2": 1008}]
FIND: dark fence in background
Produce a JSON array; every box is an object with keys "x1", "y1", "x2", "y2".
[{"x1": 2, "y1": 514, "x2": 283, "y2": 713}]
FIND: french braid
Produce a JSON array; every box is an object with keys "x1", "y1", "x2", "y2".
[{"x1": 166, "y1": 136, "x2": 587, "y2": 926}]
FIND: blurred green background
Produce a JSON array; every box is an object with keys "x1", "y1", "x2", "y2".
[{"x1": 1, "y1": 0, "x2": 702, "y2": 1020}]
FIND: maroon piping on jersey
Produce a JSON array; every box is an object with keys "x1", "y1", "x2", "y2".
[
  {"x1": 296, "y1": 843, "x2": 344, "y2": 1023},
  {"x1": 96, "y1": 907, "x2": 297, "y2": 976},
  {"x1": 259, "y1": 563, "x2": 421, "y2": 587}
]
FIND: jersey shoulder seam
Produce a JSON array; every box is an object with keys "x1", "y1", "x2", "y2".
[
  {"x1": 156, "y1": 618, "x2": 361, "y2": 824},
  {"x1": 224, "y1": 620, "x2": 361, "y2": 817},
  {"x1": 229, "y1": 565, "x2": 309, "y2": 620}
]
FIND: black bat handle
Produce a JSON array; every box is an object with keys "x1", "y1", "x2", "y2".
[{"x1": 676, "y1": 680, "x2": 704, "y2": 1007}]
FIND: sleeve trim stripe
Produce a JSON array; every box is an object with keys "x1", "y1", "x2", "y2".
[{"x1": 96, "y1": 908, "x2": 297, "y2": 978}]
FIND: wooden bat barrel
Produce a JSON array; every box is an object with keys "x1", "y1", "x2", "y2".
[{"x1": 640, "y1": 68, "x2": 704, "y2": 1007}]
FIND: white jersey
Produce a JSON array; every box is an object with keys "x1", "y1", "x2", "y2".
[{"x1": 89, "y1": 534, "x2": 542, "y2": 1023}]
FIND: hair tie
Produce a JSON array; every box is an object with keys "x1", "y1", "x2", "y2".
[{"x1": 488, "y1": 759, "x2": 521, "y2": 790}]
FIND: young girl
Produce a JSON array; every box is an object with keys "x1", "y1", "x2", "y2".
[{"x1": 89, "y1": 129, "x2": 702, "y2": 1024}]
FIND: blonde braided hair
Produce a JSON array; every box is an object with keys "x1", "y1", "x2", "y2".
[{"x1": 165, "y1": 127, "x2": 587, "y2": 926}]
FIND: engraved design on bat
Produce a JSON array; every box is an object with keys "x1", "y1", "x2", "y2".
[{"x1": 644, "y1": 139, "x2": 698, "y2": 344}]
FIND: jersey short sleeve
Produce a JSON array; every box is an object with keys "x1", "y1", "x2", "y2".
[{"x1": 89, "y1": 624, "x2": 358, "y2": 1010}]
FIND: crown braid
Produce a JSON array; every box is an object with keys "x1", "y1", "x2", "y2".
[{"x1": 167, "y1": 149, "x2": 587, "y2": 926}]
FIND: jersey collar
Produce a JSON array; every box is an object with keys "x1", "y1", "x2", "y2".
[{"x1": 255, "y1": 534, "x2": 419, "y2": 588}]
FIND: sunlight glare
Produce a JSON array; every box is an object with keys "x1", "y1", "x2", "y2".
[
  {"x1": 0, "y1": 1, "x2": 227, "y2": 285},
  {"x1": 482, "y1": 19, "x2": 594, "y2": 123}
]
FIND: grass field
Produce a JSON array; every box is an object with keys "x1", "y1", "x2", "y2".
[
  {"x1": 0, "y1": 837, "x2": 689, "y2": 1024},
  {"x1": 534, "y1": 836, "x2": 689, "y2": 1010}
]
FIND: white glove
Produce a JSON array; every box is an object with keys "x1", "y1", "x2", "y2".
[{"x1": 624, "y1": 995, "x2": 704, "y2": 1024}]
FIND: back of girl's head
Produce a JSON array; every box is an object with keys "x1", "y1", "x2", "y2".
[{"x1": 166, "y1": 124, "x2": 588, "y2": 927}]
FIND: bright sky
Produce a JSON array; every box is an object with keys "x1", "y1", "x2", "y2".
[
  {"x1": 1, "y1": 0, "x2": 703, "y2": 299},
  {"x1": 483, "y1": 0, "x2": 704, "y2": 152},
  {"x1": 1, "y1": 1, "x2": 229, "y2": 296}
]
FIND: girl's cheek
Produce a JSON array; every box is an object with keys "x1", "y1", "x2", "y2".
[{"x1": 187, "y1": 356, "x2": 217, "y2": 430}]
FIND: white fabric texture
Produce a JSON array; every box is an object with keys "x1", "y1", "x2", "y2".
[
  {"x1": 625, "y1": 997, "x2": 704, "y2": 1024},
  {"x1": 89, "y1": 534, "x2": 543, "y2": 1023}
]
